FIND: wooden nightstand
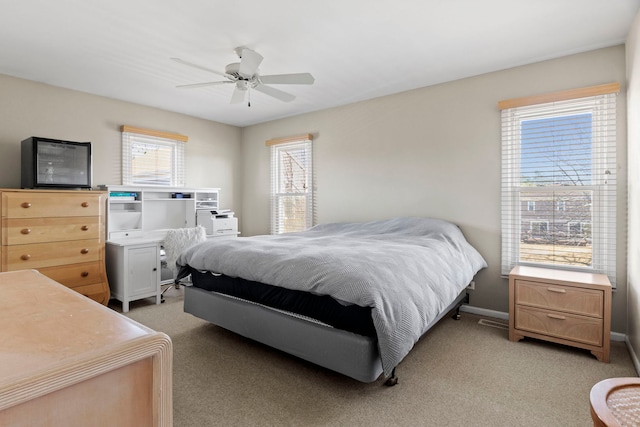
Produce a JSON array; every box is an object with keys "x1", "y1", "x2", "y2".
[{"x1": 509, "y1": 265, "x2": 611, "y2": 362}]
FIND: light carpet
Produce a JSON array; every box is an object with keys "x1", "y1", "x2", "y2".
[{"x1": 113, "y1": 289, "x2": 637, "y2": 427}]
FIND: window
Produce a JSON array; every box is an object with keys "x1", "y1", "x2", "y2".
[
  {"x1": 500, "y1": 83, "x2": 618, "y2": 285},
  {"x1": 267, "y1": 134, "x2": 314, "y2": 234},
  {"x1": 529, "y1": 220, "x2": 549, "y2": 236},
  {"x1": 121, "y1": 125, "x2": 186, "y2": 186}
]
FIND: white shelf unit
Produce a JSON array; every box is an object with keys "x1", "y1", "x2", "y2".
[
  {"x1": 99, "y1": 185, "x2": 227, "y2": 310},
  {"x1": 100, "y1": 185, "x2": 221, "y2": 241}
]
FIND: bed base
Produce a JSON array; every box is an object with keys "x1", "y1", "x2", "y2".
[{"x1": 184, "y1": 286, "x2": 468, "y2": 384}]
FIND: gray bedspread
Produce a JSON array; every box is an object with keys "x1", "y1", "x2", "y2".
[{"x1": 176, "y1": 217, "x2": 487, "y2": 377}]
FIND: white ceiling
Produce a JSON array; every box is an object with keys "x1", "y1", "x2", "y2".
[{"x1": 1, "y1": 0, "x2": 638, "y2": 127}]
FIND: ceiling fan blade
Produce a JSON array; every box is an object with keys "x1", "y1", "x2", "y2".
[
  {"x1": 238, "y1": 48, "x2": 263, "y2": 78},
  {"x1": 254, "y1": 84, "x2": 296, "y2": 102},
  {"x1": 260, "y1": 73, "x2": 315, "y2": 85},
  {"x1": 230, "y1": 87, "x2": 246, "y2": 104},
  {"x1": 171, "y1": 57, "x2": 227, "y2": 77},
  {"x1": 176, "y1": 81, "x2": 232, "y2": 89}
]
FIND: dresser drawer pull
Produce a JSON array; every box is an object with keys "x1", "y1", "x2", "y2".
[
  {"x1": 20, "y1": 254, "x2": 31, "y2": 261},
  {"x1": 81, "y1": 202, "x2": 89, "y2": 208},
  {"x1": 20, "y1": 228, "x2": 31, "y2": 235},
  {"x1": 547, "y1": 313, "x2": 566, "y2": 320},
  {"x1": 21, "y1": 202, "x2": 31, "y2": 208},
  {"x1": 81, "y1": 271, "x2": 89, "y2": 277},
  {"x1": 546, "y1": 287, "x2": 567, "y2": 294},
  {"x1": 80, "y1": 248, "x2": 89, "y2": 254},
  {"x1": 81, "y1": 225, "x2": 89, "y2": 231}
]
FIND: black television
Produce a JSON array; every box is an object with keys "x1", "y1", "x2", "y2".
[{"x1": 21, "y1": 137, "x2": 92, "y2": 189}]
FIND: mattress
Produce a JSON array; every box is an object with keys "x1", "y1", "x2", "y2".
[{"x1": 189, "y1": 268, "x2": 376, "y2": 336}]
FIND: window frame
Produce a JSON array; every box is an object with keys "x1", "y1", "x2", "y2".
[
  {"x1": 499, "y1": 84, "x2": 618, "y2": 286},
  {"x1": 267, "y1": 134, "x2": 314, "y2": 235},
  {"x1": 121, "y1": 125, "x2": 186, "y2": 187}
]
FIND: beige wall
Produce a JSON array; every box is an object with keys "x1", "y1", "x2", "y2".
[
  {"x1": 241, "y1": 46, "x2": 629, "y2": 332},
  {"x1": 0, "y1": 45, "x2": 630, "y2": 335},
  {"x1": 0, "y1": 74, "x2": 243, "y2": 212},
  {"x1": 626, "y1": 11, "x2": 640, "y2": 370}
]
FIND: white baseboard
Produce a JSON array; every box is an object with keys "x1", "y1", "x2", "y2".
[
  {"x1": 460, "y1": 304, "x2": 626, "y2": 342},
  {"x1": 625, "y1": 337, "x2": 640, "y2": 376}
]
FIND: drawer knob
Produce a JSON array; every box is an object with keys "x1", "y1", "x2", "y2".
[
  {"x1": 81, "y1": 202, "x2": 89, "y2": 208},
  {"x1": 547, "y1": 287, "x2": 567, "y2": 294},
  {"x1": 21, "y1": 202, "x2": 31, "y2": 208},
  {"x1": 81, "y1": 225, "x2": 89, "y2": 231},
  {"x1": 20, "y1": 254, "x2": 31, "y2": 261},
  {"x1": 20, "y1": 228, "x2": 31, "y2": 235},
  {"x1": 81, "y1": 271, "x2": 89, "y2": 277},
  {"x1": 80, "y1": 248, "x2": 89, "y2": 254}
]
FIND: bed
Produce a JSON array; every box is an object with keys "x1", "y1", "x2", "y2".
[{"x1": 176, "y1": 217, "x2": 487, "y2": 384}]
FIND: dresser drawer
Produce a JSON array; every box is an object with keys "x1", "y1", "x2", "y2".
[
  {"x1": 2, "y1": 192, "x2": 102, "y2": 218},
  {"x1": 38, "y1": 261, "x2": 105, "y2": 288},
  {"x1": 3, "y1": 240, "x2": 101, "y2": 270},
  {"x1": 2, "y1": 217, "x2": 99, "y2": 245},
  {"x1": 515, "y1": 279, "x2": 604, "y2": 318},
  {"x1": 71, "y1": 282, "x2": 111, "y2": 305},
  {"x1": 514, "y1": 305, "x2": 603, "y2": 346}
]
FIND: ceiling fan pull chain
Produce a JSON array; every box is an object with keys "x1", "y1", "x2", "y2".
[{"x1": 248, "y1": 88, "x2": 251, "y2": 107}]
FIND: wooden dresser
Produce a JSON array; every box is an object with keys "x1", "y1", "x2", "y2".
[
  {"x1": 0, "y1": 269, "x2": 172, "y2": 426},
  {"x1": 0, "y1": 189, "x2": 110, "y2": 304},
  {"x1": 509, "y1": 265, "x2": 611, "y2": 362}
]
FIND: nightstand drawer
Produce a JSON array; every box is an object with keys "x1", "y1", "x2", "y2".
[
  {"x1": 515, "y1": 279, "x2": 603, "y2": 318},
  {"x1": 2, "y1": 217, "x2": 99, "y2": 245},
  {"x1": 515, "y1": 305, "x2": 603, "y2": 346}
]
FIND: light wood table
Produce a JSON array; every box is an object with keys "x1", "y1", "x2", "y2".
[{"x1": 0, "y1": 269, "x2": 172, "y2": 426}]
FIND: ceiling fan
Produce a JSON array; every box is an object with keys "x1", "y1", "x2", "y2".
[{"x1": 172, "y1": 47, "x2": 314, "y2": 106}]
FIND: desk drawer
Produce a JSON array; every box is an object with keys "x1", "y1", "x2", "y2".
[
  {"x1": 3, "y1": 240, "x2": 101, "y2": 270},
  {"x1": 2, "y1": 192, "x2": 101, "y2": 218},
  {"x1": 2, "y1": 217, "x2": 99, "y2": 245},
  {"x1": 515, "y1": 279, "x2": 603, "y2": 318},
  {"x1": 515, "y1": 305, "x2": 603, "y2": 346}
]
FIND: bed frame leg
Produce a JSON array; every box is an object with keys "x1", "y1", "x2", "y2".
[
  {"x1": 384, "y1": 368, "x2": 398, "y2": 387},
  {"x1": 452, "y1": 292, "x2": 470, "y2": 320}
]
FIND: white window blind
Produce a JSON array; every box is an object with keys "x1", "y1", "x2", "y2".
[
  {"x1": 121, "y1": 125, "x2": 186, "y2": 187},
  {"x1": 500, "y1": 84, "x2": 618, "y2": 286},
  {"x1": 267, "y1": 134, "x2": 314, "y2": 235}
]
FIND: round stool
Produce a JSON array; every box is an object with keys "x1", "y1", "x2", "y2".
[{"x1": 590, "y1": 377, "x2": 640, "y2": 426}]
